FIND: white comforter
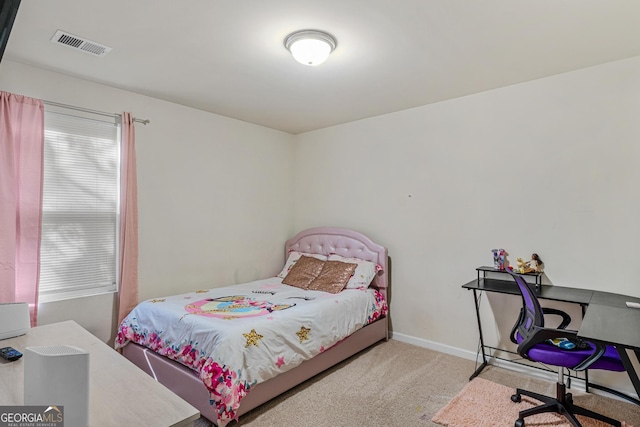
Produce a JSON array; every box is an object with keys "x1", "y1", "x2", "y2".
[{"x1": 115, "y1": 277, "x2": 387, "y2": 426}]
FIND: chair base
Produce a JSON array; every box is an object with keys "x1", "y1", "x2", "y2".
[{"x1": 511, "y1": 381, "x2": 621, "y2": 427}]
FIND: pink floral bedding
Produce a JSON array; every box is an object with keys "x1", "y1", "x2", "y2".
[{"x1": 115, "y1": 277, "x2": 387, "y2": 426}]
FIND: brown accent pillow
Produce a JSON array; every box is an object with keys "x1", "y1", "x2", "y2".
[
  {"x1": 307, "y1": 261, "x2": 357, "y2": 294},
  {"x1": 282, "y1": 255, "x2": 325, "y2": 289}
]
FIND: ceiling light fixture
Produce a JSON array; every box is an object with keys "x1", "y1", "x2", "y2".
[{"x1": 284, "y1": 30, "x2": 337, "y2": 66}]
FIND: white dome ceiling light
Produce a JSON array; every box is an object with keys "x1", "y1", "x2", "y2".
[{"x1": 284, "y1": 30, "x2": 337, "y2": 66}]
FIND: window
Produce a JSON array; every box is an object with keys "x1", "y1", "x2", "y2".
[{"x1": 39, "y1": 112, "x2": 121, "y2": 303}]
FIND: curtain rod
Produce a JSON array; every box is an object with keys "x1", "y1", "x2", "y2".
[{"x1": 43, "y1": 100, "x2": 150, "y2": 125}]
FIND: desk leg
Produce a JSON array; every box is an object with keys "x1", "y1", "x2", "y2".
[
  {"x1": 617, "y1": 346, "x2": 640, "y2": 405},
  {"x1": 580, "y1": 304, "x2": 589, "y2": 394},
  {"x1": 470, "y1": 289, "x2": 488, "y2": 380}
]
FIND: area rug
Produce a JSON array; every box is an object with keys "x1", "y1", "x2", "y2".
[{"x1": 432, "y1": 377, "x2": 632, "y2": 427}]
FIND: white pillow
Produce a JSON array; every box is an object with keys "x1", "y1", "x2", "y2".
[
  {"x1": 277, "y1": 251, "x2": 327, "y2": 278},
  {"x1": 327, "y1": 254, "x2": 381, "y2": 289}
]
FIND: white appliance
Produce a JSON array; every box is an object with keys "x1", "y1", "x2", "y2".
[
  {"x1": 24, "y1": 345, "x2": 90, "y2": 427},
  {"x1": 0, "y1": 302, "x2": 30, "y2": 340}
]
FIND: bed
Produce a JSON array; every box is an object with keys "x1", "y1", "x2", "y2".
[{"x1": 115, "y1": 227, "x2": 389, "y2": 426}]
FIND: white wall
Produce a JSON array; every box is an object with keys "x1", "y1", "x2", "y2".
[
  {"x1": 0, "y1": 60, "x2": 296, "y2": 343},
  {"x1": 293, "y1": 56, "x2": 640, "y2": 393}
]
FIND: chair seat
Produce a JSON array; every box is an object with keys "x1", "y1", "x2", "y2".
[{"x1": 526, "y1": 341, "x2": 625, "y2": 372}]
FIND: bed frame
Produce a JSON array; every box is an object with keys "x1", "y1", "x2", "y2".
[{"x1": 121, "y1": 227, "x2": 389, "y2": 424}]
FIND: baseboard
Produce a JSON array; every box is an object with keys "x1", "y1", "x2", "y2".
[
  {"x1": 390, "y1": 331, "x2": 478, "y2": 361},
  {"x1": 389, "y1": 331, "x2": 638, "y2": 404}
]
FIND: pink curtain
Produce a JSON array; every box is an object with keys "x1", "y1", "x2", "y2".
[
  {"x1": 0, "y1": 92, "x2": 45, "y2": 326},
  {"x1": 117, "y1": 112, "x2": 139, "y2": 324}
]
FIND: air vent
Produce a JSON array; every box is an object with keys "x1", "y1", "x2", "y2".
[{"x1": 50, "y1": 30, "x2": 112, "y2": 57}]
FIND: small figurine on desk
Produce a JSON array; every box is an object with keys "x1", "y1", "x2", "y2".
[
  {"x1": 517, "y1": 253, "x2": 544, "y2": 274},
  {"x1": 492, "y1": 249, "x2": 509, "y2": 270},
  {"x1": 516, "y1": 257, "x2": 528, "y2": 273}
]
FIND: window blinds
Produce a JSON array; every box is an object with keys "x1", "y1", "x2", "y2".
[{"x1": 39, "y1": 112, "x2": 121, "y2": 302}]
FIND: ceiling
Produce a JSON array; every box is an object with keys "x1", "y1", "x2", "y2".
[{"x1": 5, "y1": 1, "x2": 640, "y2": 134}]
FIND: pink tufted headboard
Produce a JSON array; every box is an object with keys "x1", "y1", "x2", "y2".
[{"x1": 285, "y1": 227, "x2": 388, "y2": 300}]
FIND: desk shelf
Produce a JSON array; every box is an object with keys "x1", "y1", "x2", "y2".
[{"x1": 476, "y1": 265, "x2": 542, "y2": 288}]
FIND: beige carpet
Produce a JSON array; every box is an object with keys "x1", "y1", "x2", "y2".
[
  {"x1": 192, "y1": 340, "x2": 640, "y2": 426},
  {"x1": 432, "y1": 377, "x2": 633, "y2": 427}
]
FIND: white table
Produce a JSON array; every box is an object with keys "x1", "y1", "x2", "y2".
[{"x1": 0, "y1": 320, "x2": 200, "y2": 426}]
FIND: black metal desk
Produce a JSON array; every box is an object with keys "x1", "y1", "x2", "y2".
[
  {"x1": 462, "y1": 272, "x2": 592, "y2": 380},
  {"x1": 577, "y1": 292, "x2": 640, "y2": 404},
  {"x1": 463, "y1": 269, "x2": 640, "y2": 405}
]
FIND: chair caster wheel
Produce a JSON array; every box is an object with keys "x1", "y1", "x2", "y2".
[
  {"x1": 515, "y1": 419, "x2": 525, "y2": 427},
  {"x1": 511, "y1": 393, "x2": 522, "y2": 403}
]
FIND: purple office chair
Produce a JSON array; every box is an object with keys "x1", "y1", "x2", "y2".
[{"x1": 505, "y1": 268, "x2": 624, "y2": 427}]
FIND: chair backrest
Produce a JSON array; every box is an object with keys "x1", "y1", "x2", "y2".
[{"x1": 505, "y1": 269, "x2": 545, "y2": 344}]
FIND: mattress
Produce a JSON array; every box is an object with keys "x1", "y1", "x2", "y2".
[{"x1": 115, "y1": 276, "x2": 387, "y2": 426}]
